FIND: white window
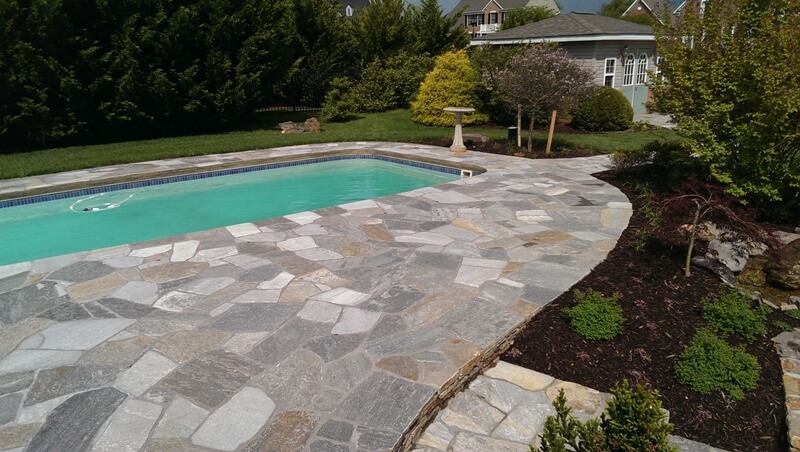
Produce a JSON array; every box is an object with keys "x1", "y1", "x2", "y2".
[
  {"x1": 346, "y1": 5, "x2": 353, "y2": 16},
  {"x1": 603, "y1": 58, "x2": 616, "y2": 87},
  {"x1": 622, "y1": 54, "x2": 635, "y2": 86},
  {"x1": 489, "y1": 12, "x2": 498, "y2": 24},
  {"x1": 636, "y1": 53, "x2": 648, "y2": 84},
  {"x1": 655, "y1": 56, "x2": 664, "y2": 81}
]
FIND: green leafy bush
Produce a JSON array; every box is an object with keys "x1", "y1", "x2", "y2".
[
  {"x1": 538, "y1": 381, "x2": 676, "y2": 452},
  {"x1": 321, "y1": 77, "x2": 358, "y2": 121},
  {"x1": 674, "y1": 329, "x2": 760, "y2": 400},
  {"x1": 571, "y1": 86, "x2": 633, "y2": 132},
  {"x1": 563, "y1": 289, "x2": 625, "y2": 340},
  {"x1": 410, "y1": 50, "x2": 488, "y2": 126},
  {"x1": 701, "y1": 286, "x2": 767, "y2": 342},
  {"x1": 785, "y1": 309, "x2": 800, "y2": 320}
]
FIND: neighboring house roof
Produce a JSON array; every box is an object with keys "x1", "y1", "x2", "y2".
[
  {"x1": 622, "y1": 0, "x2": 674, "y2": 19},
  {"x1": 338, "y1": 0, "x2": 369, "y2": 17},
  {"x1": 472, "y1": 11, "x2": 654, "y2": 43},
  {"x1": 448, "y1": 0, "x2": 558, "y2": 16}
]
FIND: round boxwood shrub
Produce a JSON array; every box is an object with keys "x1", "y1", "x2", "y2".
[
  {"x1": 563, "y1": 288, "x2": 625, "y2": 340},
  {"x1": 571, "y1": 86, "x2": 634, "y2": 131}
]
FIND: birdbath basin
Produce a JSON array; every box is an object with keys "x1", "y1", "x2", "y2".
[{"x1": 444, "y1": 107, "x2": 475, "y2": 153}]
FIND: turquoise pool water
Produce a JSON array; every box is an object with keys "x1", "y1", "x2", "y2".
[{"x1": 0, "y1": 159, "x2": 458, "y2": 265}]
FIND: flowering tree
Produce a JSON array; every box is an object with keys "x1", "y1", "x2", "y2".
[{"x1": 495, "y1": 46, "x2": 594, "y2": 154}]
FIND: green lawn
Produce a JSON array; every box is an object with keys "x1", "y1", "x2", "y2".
[{"x1": 0, "y1": 110, "x2": 678, "y2": 180}]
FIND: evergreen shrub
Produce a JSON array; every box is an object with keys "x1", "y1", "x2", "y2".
[
  {"x1": 410, "y1": 50, "x2": 488, "y2": 126},
  {"x1": 563, "y1": 289, "x2": 625, "y2": 340},
  {"x1": 538, "y1": 381, "x2": 676, "y2": 452},
  {"x1": 674, "y1": 329, "x2": 760, "y2": 400},
  {"x1": 701, "y1": 286, "x2": 767, "y2": 342},
  {"x1": 571, "y1": 86, "x2": 633, "y2": 132}
]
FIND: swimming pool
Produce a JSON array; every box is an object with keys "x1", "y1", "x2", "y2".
[{"x1": 0, "y1": 156, "x2": 460, "y2": 265}]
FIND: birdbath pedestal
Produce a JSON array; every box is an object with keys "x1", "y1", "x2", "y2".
[{"x1": 444, "y1": 107, "x2": 475, "y2": 153}]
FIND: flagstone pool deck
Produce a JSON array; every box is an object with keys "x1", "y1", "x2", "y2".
[{"x1": 0, "y1": 142, "x2": 633, "y2": 451}]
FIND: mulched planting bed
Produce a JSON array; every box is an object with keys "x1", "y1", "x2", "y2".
[{"x1": 502, "y1": 172, "x2": 795, "y2": 451}]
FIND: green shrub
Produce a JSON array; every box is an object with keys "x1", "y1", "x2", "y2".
[
  {"x1": 410, "y1": 50, "x2": 488, "y2": 126},
  {"x1": 538, "y1": 381, "x2": 676, "y2": 452},
  {"x1": 571, "y1": 86, "x2": 633, "y2": 132},
  {"x1": 346, "y1": 52, "x2": 435, "y2": 113},
  {"x1": 321, "y1": 77, "x2": 357, "y2": 121},
  {"x1": 563, "y1": 289, "x2": 625, "y2": 340},
  {"x1": 785, "y1": 310, "x2": 800, "y2": 320},
  {"x1": 701, "y1": 286, "x2": 767, "y2": 342},
  {"x1": 674, "y1": 329, "x2": 760, "y2": 400}
]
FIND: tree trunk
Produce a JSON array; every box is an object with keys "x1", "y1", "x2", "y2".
[
  {"x1": 685, "y1": 200, "x2": 702, "y2": 277},
  {"x1": 516, "y1": 104, "x2": 522, "y2": 148},
  {"x1": 527, "y1": 113, "x2": 535, "y2": 155},
  {"x1": 545, "y1": 110, "x2": 557, "y2": 156}
]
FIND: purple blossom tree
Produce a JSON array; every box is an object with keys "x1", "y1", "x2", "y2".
[{"x1": 495, "y1": 46, "x2": 594, "y2": 155}]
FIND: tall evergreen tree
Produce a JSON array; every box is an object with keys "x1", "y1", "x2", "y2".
[{"x1": 408, "y1": 0, "x2": 468, "y2": 55}]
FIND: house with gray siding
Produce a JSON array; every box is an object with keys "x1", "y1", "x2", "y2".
[{"x1": 471, "y1": 12, "x2": 657, "y2": 113}]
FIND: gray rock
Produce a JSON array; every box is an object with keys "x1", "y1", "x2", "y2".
[
  {"x1": 240, "y1": 265, "x2": 283, "y2": 282},
  {"x1": 254, "y1": 350, "x2": 322, "y2": 410},
  {"x1": 98, "y1": 298, "x2": 157, "y2": 318},
  {"x1": 317, "y1": 420, "x2": 354, "y2": 443},
  {"x1": 368, "y1": 316, "x2": 408, "y2": 340},
  {"x1": 92, "y1": 398, "x2": 162, "y2": 452},
  {"x1": 152, "y1": 397, "x2": 209, "y2": 439},
  {"x1": 208, "y1": 303, "x2": 299, "y2": 332},
  {"x1": 436, "y1": 298, "x2": 522, "y2": 347},
  {"x1": 323, "y1": 353, "x2": 372, "y2": 391},
  {"x1": 242, "y1": 410, "x2": 318, "y2": 451},
  {"x1": 305, "y1": 334, "x2": 365, "y2": 362},
  {"x1": 36, "y1": 302, "x2": 91, "y2": 322},
  {"x1": 25, "y1": 365, "x2": 117, "y2": 406},
  {"x1": 363, "y1": 285, "x2": 424, "y2": 313},
  {"x1": 48, "y1": 261, "x2": 115, "y2": 282},
  {"x1": 158, "y1": 351, "x2": 263, "y2": 410},
  {"x1": 365, "y1": 326, "x2": 453, "y2": 357},
  {"x1": 309, "y1": 440, "x2": 349, "y2": 452},
  {"x1": 356, "y1": 426, "x2": 398, "y2": 451},
  {"x1": 707, "y1": 239, "x2": 750, "y2": 273},
  {"x1": 0, "y1": 393, "x2": 22, "y2": 425},
  {"x1": 332, "y1": 372, "x2": 434, "y2": 432},
  {"x1": 247, "y1": 318, "x2": 330, "y2": 365},
  {"x1": 0, "y1": 282, "x2": 65, "y2": 324},
  {"x1": 0, "y1": 371, "x2": 34, "y2": 396},
  {"x1": 191, "y1": 387, "x2": 274, "y2": 451},
  {"x1": 24, "y1": 387, "x2": 126, "y2": 452}
]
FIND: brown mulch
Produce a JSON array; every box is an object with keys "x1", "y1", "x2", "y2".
[
  {"x1": 501, "y1": 172, "x2": 793, "y2": 452},
  {"x1": 415, "y1": 136, "x2": 793, "y2": 450}
]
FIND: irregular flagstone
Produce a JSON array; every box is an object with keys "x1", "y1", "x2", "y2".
[
  {"x1": 440, "y1": 392, "x2": 505, "y2": 435},
  {"x1": 280, "y1": 281, "x2": 322, "y2": 302},
  {"x1": 449, "y1": 431, "x2": 527, "y2": 452},
  {"x1": 78, "y1": 335, "x2": 152, "y2": 368},
  {"x1": 253, "y1": 350, "x2": 323, "y2": 410},
  {"x1": 171, "y1": 240, "x2": 200, "y2": 262},
  {"x1": 178, "y1": 277, "x2": 235, "y2": 295},
  {"x1": 191, "y1": 387, "x2": 275, "y2": 451},
  {"x1": 257, "y1": 271, "x2": 295, "y2": 289},
  {"x1": 436, "y1": 298, "x2": 522, "y2": 347},
  {"x1": 47, "y1": 261, "x2": 115, "y2": 282},
  {"x1": 110, "y1": 281, "x2": 159, "y2": 305},
  {"x1": 246, "y1": 318, "x2": 331, "y2": 365},
  {"x1": 0, "y1": 350, "x2": 82, "y2": 375},
  {"x1": 0, "y1": 423, "x2": 40, "y2": 450},
  {"x1": 140, "y1": 262, "x2": 206, "y2": 283},
  {"x1": 208, "y1": 303, "x2": 299, "y2": 332},
  {"x1": 130, "y1": 244, "x2": 172, "y2": 258},
  {"x1": 242, "y1": 410, "x2": 318, "y2": 451},
  {"x1": 297, "y1": 300, "x2": 342, "y2": 323},
  {"x1": 0, "y1": 393, "x2": 22, "y2": 424},
  {"x1": 36, "y1": 302, "x2": 91, "y2": 322},
  {"x1": 92, "y1": 399, "x2": 162, "y2": 452},
  {"x1": 322, "y1": 352, "x2": 373, "y2": 391},
  {"x1": 65, "y1": 272, "x2": 127, "y2": 302},
  {"x1": 332, "y1": 371, "x2": 435, "y2": 432},
  {"x1": 376, "y1": 355, "x2": 420, "y2": 381},
  {"x1": 97, "y1": 297, "x2": 156, "y2": 318},
  {"x1": 0, "y1": 371, "x2": 34, "y2": 396},
  {"x1": 491, "y1": 396, "x2": 555, "y2": 443},
  {"x1": 115, "y1": 351, "x2": 177, "y2": 397},
  {"x1": 153, "y1": 291, "x2": 204, "y2": 312},
  {"x1": 226, "y1": 223, "x2": 262, "y2": 237},
  {"x1": 157, "y1": 350, "x2": 263, "y2": 410},
  {"x1": 310, "y1": 287, "x2": 371, "y2": 306},
  {"x1": 331, "y1": 307, "x2": 381, "y2": 334},
  {"x1": 395, "y1": 232, "x2": 454, "y2": 246},
  {"x1": 153, "y1": 330, "x2": 232, "y2": 363},
  {"x1": 277, "y1": 236, "x2": 317, "y2": 252},
  {"x1": 363, "y1": 285, "x2": 424, "y2": 313},
  {"x1": 34, "y1": 318, "x2": 134, "y2": 351},
  {"x1": 230, "y1": 289, "x2": 281, "y2": 304},
  {"x1": 305, "y1": 334, "x2": 365, "y2": 362},
  {"x1": 152, "y1": 397, "x2": 209, "y2": 439},
  {"x1": 361, "y1": 224, "x2": 394, "y2": 241},
  {"x1": 25, "y1": 387, "x2": 126, "y2": 452},
  {"x1": 24, "y1": 365, "x2": 117, "y2": 406},
  {"x1": 0, "y1": 282, "x2": 65, "y2": 325}
]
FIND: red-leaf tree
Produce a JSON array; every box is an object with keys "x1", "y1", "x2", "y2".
[{"x1": 494, "y1": 46, "x2": 594, "y2": 155}]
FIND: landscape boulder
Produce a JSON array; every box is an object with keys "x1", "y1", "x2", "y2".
[
  {"x1": 765, "y1": 239, "x2": 800, "y2": 290},
  {"x1": 304, "y1": 118, "x2": 321, "y2": 133},
  {"x1": 278, "y1": 121, "x2": 304, "y2": 133}
]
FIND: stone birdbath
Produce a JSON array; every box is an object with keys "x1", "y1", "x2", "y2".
[{"x1": 444, "y1": 107, "x2": 475, "y2": 153}]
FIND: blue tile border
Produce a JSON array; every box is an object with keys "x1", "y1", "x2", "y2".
[{"x1": 0, "y1": 154, "x2": 462, "y2": 209}]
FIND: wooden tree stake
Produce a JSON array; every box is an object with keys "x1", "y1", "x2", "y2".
[{"x1": 545, "y1": 109, "x2": 557, "y2": 156}]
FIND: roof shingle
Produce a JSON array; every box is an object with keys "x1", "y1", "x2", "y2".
[{"x1": 475, "y1": 12, "x2": 653, "y2": 40}]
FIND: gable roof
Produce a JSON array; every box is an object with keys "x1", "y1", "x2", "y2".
[
  {"x1": 448, "y1": 0, "x2": 557, "y2": 16},
  {"x1": 622, "y1": 0, "x2": 675, "y2": 19},
  {"x1": 473, "y1": 11, "x2": 653, "y2": 43}
]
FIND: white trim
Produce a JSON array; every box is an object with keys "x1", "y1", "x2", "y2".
[
  {"x1": 470, "y1": 34, "x2": 655, "y2": 45},
  {"x1": 481, "y1": 0, "x2": 503, "y2": 11}
]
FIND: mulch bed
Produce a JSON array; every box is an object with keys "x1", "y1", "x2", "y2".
[
  {"x1": 502, "y1": 171, "x2": 793, "y2": 452},
  {"x1": 417, "y1": 136, "x2": 794, "y2": 450}
]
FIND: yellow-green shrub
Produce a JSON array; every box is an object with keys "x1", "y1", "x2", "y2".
[{"x1": 410, "y1": 50, "x2": 488, "y2": 126}]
